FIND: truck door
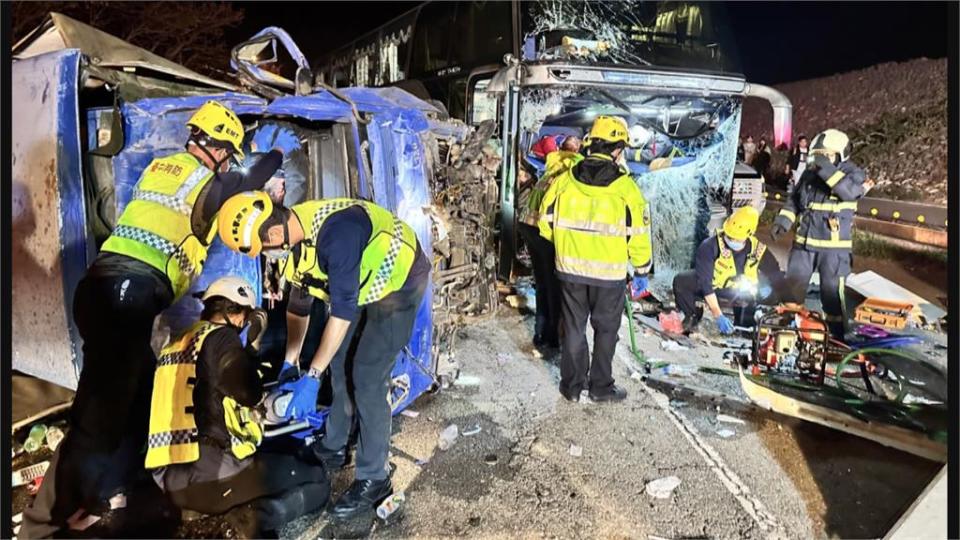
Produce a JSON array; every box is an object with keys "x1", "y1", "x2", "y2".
[{"x1": 12, "y1": 50, "x2": 90, "y2": 389}]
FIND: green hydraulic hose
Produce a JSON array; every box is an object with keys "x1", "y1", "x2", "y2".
[{"x1": 836, "y1": 347, "x2": 915, "y2": 402}]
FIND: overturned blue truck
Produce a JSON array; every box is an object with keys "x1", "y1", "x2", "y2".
[{"x1": 12, "y1": 14, "x2": 500, "y2": 427}]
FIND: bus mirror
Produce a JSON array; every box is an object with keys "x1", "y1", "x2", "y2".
[{"x1": 487, "y1": 65, "x2": 518, "y2": 95}]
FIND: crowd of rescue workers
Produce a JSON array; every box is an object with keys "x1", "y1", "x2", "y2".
[{"x1": 18, "y1": 100, "x2": 874, "y2": 538}]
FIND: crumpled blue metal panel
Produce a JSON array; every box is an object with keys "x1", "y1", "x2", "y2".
[
  {"x1": 265, "y1": 93, "x2": 353, "y2": 122},
  {"x1": 115, "y1": 94, "x2": 267, "y2": 336},
  {"x1": 634, "y1": 108, "x2": 742, "y2": 280},
  {"x1": 360, "y1": 103, "x2": 437, "y2": 413},
  {"x1": 229, "y1": 26, "x2": 310, "y2": 81}
]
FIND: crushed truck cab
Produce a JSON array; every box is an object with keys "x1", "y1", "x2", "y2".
[{"x1": 11, "y1": 14, "x2": 499, "y2": 419}]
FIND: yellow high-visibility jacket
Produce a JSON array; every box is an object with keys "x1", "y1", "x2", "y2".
[{"x1": 538, "y1": 155, "x2": 652, "y2": 286}]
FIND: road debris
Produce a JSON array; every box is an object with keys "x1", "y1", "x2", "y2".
[
  {"x1": 13, "y1": 461, "x2": 50, "y2": 488},
  {"x1": 645, "y1": 476, "x2": 682, "y2": 499},
  {"x1": 484, "y1": 453, "x2": 499, "y2": 465},
  {"x1": 400, "y1": 409, "x2": 420, "y2": 418},
  {"x1": 717, "y1": 414, "x2": 746, "y2": 425},
  {"x1": 23, "y1": 424, "x2": 47, "y2": 453},
  {"x1": 376, "y1": 492, "x2": 406, "y2": 521},
  {"x1": 568, "y1": 444, "x2": 583, "y2": 457},
  {"x1": 46, "y1": 425, "x2": 65, "y2": 451},
  {"x1": 463, "y1": 424, "x2": 482, "y2": 437},
  {"x1": 438, "y1": 424, "x2": 459, "y2": 450},
  {"x1": 717, "y1": 428, "x2": 736, "y2": 439},
  {"x1": 660, "y1": 340, "x2": 689, "y2": 352}
]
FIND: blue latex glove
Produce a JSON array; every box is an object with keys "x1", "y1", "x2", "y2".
[
  {"x1": 271, "y1": 127, "x2": 301, "y2": 155},
  {"x1": 279, "y1": 374, "x2": 320, "y2": 420},
  {"x1": 249, "y1": 125, "x2": 278, "y2": 154},
  {"x1": 277, "y1": 362, "x2": 299, "y2": 385},
  {"x1": 758, "y1": 284, "x2": 773, "y2": 299},
  {"x1": 716, "y1": 315, "x2": 734, "y2": 335},
  {"x1": 249, "y1": 125, "x2": 301, "y2": 155},
  {"x1": 630, "y1": 275, "x2": 648, "y2": 300}
]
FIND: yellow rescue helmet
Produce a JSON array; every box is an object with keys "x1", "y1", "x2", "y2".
[
  {"x1": 200, "y1": 276, "x2": 257, "y2": 309},
  {"x1": 218, "y1": 191, "x2": 273, "y2": 257},
  {"x1": 723, "y1": 206, "x2": 760, "y2": 241},
  {"x1": 187, "y1": 101, "x2": 245, "y2": 161},
  {"x1": 809, "y1": 128, "x2": 851, "y2": 163},
  {"x1": 585, "y1": 115, "x2": 630, "y2": 145}
]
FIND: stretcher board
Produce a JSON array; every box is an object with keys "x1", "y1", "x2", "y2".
[{"x1": 738, "y1": 367, "x2": 946, "y2": 463}]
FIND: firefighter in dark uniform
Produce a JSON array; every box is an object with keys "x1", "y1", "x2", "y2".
[
  {"x1": 770, "y1": 129, "x2": 874, "y2": 337},
  {"x1": 673, "y1": 206, "x2": 785, "y2": 334}
]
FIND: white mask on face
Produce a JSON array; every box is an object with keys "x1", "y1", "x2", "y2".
[
  {"x1": 262, "y1": 248, "x2": 289, "y2": 261},
  {"x1": 724, "y1": 237, "x2": 746, "y2": 252}
]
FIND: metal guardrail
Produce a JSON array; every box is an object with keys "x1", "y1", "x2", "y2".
[{"x1": 764, "y1": 188, "x2": 948, "y2": 229}]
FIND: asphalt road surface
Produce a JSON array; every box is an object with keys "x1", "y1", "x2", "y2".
[{"x1": 281, "y1": 310, "x2": 942, "y2": 539}]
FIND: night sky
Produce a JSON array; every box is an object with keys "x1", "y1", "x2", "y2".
[{"x1": 229, "y1": 1, "x2": 949, "y2": 85}]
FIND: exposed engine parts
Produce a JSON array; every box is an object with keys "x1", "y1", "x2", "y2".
[{"x1": 426, "y1": 120, "x2": 501, "y2": 381}]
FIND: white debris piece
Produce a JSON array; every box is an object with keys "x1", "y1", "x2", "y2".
[
  {"x1": 400, "y1": 409, "x2": 420, "y2": 418},
  {"x1": 717, "y1": 414, "x2": 746, "y2": 425},
  {"x1": 463, "y1": 425, "x2": 482, "y2": 437},
  {"x1": 660, "y1": 340, "x2": 689, "y2": 352},
  {"x1": 438, "y1": 424, "x2": 459, "y2": 451},
  {"x1": 568, "y1": 444, "x2": 583, "y2": 457},
  {"x1": 717, "y1": 428, "x2": 736, "y2": 439},
  {"x1": 645, "y1": 476, "x2": 682, "y2": 499}
]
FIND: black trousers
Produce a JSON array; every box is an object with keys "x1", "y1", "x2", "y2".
[
  {"x1": 785, "y1": 248, "x2": 851, "y2": 336},
  {"x1": 519, "y1": 224, "x2": 561, "y2": 345},
  {"x1": 559, "y1": 281, "x2": 623, "y2": 397},
  {"x1": 168, "y1": 451, "x2": 330, "y2": 532},
  {"x1": 49, "y1": 272, "x2": 172, "y2": 524},
  {"x1": 319, "y1": 280, "x2": 427, "y2": 480}
]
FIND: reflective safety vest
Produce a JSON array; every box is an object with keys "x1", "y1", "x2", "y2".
[
  {"x1": 101, "y1": 152, "x2": 217, "y2": 299},
  {"x1": 519, "y1": 151, "x2": 583, "y2": 226},
  {"x1": 145, "y1": 321, "x2": 263, "y2": 469},
  {"x1": 712, "y1": 234, "x2": 765, "y2": 290},
  {"x1": 538, "y1": 155, "x2": 652, "y2": 286},
  {"x1": 281, "y1": 199, "x2": 419, "y2": 305}
]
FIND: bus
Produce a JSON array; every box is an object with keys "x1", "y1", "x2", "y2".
[{"x1": 317, "y1": 1, "x2": 792, "y2": 281}]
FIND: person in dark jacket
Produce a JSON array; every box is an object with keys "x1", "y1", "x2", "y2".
[
  {"x1": 788, "y1": 134, "x2": 809, "y2": 185},
  {"x1": 149, "y1": 277, "x2": 329, "y2": 538},
  {"x1": 673, "y1": 207, "x2": 784, "y2": 334},
  {"x1": 771, "y1": 129, "x2": 874, "y2": 337},
  {"x1": 218, "y1": 192, "x2": 430, "y2": 519}
]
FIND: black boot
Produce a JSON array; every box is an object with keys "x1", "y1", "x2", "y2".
[
  {"x1": 589, "y1": 385, "x2": 627, "y2": 402},
  {"x1": 329, "y1": 478, "x2": 393, "y2": 519},
  {"x1": 300, "y1": 440, "x2": 350, "y2": 472},
  {"x1": 683, "y1": 307, "x2": 703, "y2": 335}
]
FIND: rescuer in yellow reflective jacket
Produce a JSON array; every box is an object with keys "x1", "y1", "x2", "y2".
[
  {"x1": 24, "y1": 101, "x2": 301, "y2": 538},
  {"x1": 148, "y1": 277, "x2": 329, "y2": 538},
  {"x1": 218, "y1": 191, "x2": 430, "y2": 519},
  {"x1": 672, "y1": 206, "x2": 785, "y2": 335},
  {"x1": 770, "y1": 129, "x2": 874, "y2": 337},
  {"x1": 537, "y1": 116, "x2": 652, "y2": 403}
]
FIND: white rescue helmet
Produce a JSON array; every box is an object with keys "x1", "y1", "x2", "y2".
[
  {"x1": 200, "y1": 276, "x2": 256, "y2": 309},
  {"x1": 809, "y1": 129, "x2": 852, "y2": 163}
]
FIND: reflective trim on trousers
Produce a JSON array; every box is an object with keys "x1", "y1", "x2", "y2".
[{"x1": 794, "y1": 235, "x2": 852, "y2": 249}]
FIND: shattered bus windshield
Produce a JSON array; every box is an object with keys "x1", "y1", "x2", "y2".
[{"x1": 517, "y1": 81, "x2": 743, "y2": 274}]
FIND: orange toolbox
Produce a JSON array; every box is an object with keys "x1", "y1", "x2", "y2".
[{"x1": 853, "y1": 298, "x2": 914, "y2": 330}]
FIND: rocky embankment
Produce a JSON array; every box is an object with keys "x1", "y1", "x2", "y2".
[{"x1": 742, "y1": 58, "x2": 947, "y2": 204}]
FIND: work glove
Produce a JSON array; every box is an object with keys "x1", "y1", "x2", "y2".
[
  {"x1": 758, "y1": 284, "x2": 773, "y2": 300},
  {"x1": 811, "y1": 154, "x2": 838, "y2": 181},
  {"x1": 716, "y1": 314, "x2": 734, "y2": 335},
  {"x1": 278, "y1": 374, "x2": 320, "y2": 420},
  {"x1": 246, "y1": 308, "x2": 269, "y2": 351},
  {"x1": 250, "y1": 125, "x2": 302, "y2": 155},
  {"x1": 277, "y1": 362, "x2": 300, "y2": 385},
  {"x1": 628, "y1": 274, "x2": 648, "y2": 300},
  {"x1": 770, "y1": 222, "x2": 789, "y2": 242}
]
